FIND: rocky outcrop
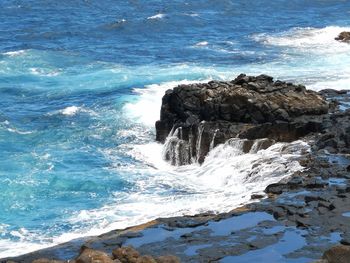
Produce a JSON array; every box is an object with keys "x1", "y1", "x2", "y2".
[
  {"x1": 156, "y1": 74, "x2": 329, "y2": 165},
  {"x1": 335, "y1": 31, "x2": 350, "y2": 43}
]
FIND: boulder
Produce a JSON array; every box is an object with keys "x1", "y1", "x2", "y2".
[
  {"x1": 335, "y1": 32, "x2": 350, "y2": 43},
  {"x1": 156, "y1": 74, "x2": 329, "y2": 165},
  {"x1": 112, "y1": 246, "x2": 140, "y2": 263},
  {"x1": 322, "y1": 244, "x2": 350, "y2": 263},
  {"x1": 156, "y1": 256, "x2": 180, "y2": 263},
  {"x1": 75, "y1": 247, "x2": 114, "y2": 263}
]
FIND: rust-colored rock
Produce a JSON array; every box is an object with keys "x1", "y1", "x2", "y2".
[
  {"x1": 112, "y1": 246, "x2": 140, "y2": 263},
  {"x1": 322, "y1": 244, "x2": 350, "y2": 263},
  {"x1": 156, "y1": 255, "x2": 180, "y2": 263},
  {"x1": 75, "y1": 247, "x2": 114, "y2": 263}
]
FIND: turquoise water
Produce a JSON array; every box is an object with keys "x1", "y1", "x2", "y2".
[{"x1": 0, "y1": 0, "x2": 350, "y2": 257}]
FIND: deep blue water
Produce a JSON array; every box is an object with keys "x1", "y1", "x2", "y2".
[{"x1": 0, "y1": 0, "x2": 349, "y2": 257}]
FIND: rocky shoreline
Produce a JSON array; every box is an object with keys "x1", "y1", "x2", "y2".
[{"x1": 3, "y1": 75, "x2": 350, "y2": 263}]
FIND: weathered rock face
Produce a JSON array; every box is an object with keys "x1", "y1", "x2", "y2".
[
  {"x1": 156, "y1": 74, "x2": 329, "y2": 165},
  {"x1": 335, "y1": 31, "x2": 350, "y2": 43}
]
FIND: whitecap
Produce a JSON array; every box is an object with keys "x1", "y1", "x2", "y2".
[
  {"x1": 48, "y1": 106, "x2": 98, "y2": 117},
  {"x1": 186, "y1": 13, "x2": 199, "y2": 17},
  {"x1": 253, "y1": 26, "x2": 350, "y2": 54},
  {"x1": 61, "y1": 106, "x2": 80, "y2": 116},
  {"x1": 3, "y1": 50, "x2": 26, "y2": 57},
  {"x1": 195, "y1": 41, "x2": 209, "y2": 47},
  {"x1": 147, "y1": 13, "x2": 166, "y2": 20},
  {"x1": 29, "y1": 67, "x2": 60, "y2": 77},
  {"x1": 7, "y1": 128, "x2": 33, "y2": 135}
]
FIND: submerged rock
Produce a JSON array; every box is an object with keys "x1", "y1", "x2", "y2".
[
  {"x1": 335, "y1": 31, "x2": 350, "y2": 43},
  {"x1": 156, "y1": 74, "x2": 329, "y2": 165}
]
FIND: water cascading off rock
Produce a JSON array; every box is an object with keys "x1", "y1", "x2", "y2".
[{"x1": 156, "y1": 74, "x2": 330, "y2": 165}]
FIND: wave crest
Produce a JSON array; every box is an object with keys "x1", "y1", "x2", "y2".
[{"x1": 253, "y1": 26, "x2": 350, "y2": 53}]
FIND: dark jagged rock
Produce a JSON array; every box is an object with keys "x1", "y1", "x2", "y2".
[
  {"x1": 335, "y1": 31, "x2": 350, "y2": 43},
  {"x1": 156, "y1": 74, "x2": 329, "y2": 164},
  {"x1": 315, "y1": 110, "x2": 350, "y2": 154}
]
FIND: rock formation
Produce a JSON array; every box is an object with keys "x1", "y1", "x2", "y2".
[
  {"x1": 316, "y1": 89, "x2": 350, "y2": 154},
  {"x1": 335, "y1": 31, "x2": 350, "y2": 43},
  {"x1": 156, "y1": 74, "x2": 329, "y2": 165},
  {"x1": 28, "y1": 246, "x2": 180, "y2": 263}
]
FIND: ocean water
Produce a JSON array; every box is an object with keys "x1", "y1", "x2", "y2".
[{"x1": 0, "y1": 0, "x2": 350, "y2": 258}]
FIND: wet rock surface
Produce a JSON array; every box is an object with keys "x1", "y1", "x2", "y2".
[
  {"x1": 156, "y1": 74, "x2": 329, "y2": 164},
  {"x1": 3, "y1": 82, "x2": 350, "y2": 263}
]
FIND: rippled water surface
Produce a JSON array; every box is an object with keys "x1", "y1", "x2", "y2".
[{"x1": 0, "y1": 0, "x2": 349, "y2": 257}]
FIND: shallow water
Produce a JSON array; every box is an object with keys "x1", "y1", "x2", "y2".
[{"x1": 0, "y1": 0, "x2": 350, "y2": 258}]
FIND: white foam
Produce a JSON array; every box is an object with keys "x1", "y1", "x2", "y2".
[
  {"x1": 123, "y1": 80, "x2": 210, "y2": 126},
  {"x1": 61, "y1": 106, "x2": 80, "y2": 116},
  {"x1": 147, "y1": 13, "x2": 166, "y2": 20},
  {"x1": 0, "y1": 132, "x2": 309, "y2": 258},
  {"x1": 48, "y1": 106, "x2": 98, "y2": 117},
  {"x1": 247, "y1": 26, "x2": 350, "y2": 91},
  {"x1": 308, "y1": 75, "x2": 350, "y2": 91},
  {"x1": 254, "y1": 26, "x2": 350, "y2": 54},
  {"x1": 0, "y1": 239, "x2": 46, "y2": 258}
]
